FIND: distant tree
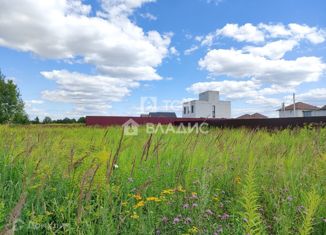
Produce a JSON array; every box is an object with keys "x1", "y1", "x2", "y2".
[
  {"x1": 62, "y1": 118, "x2": 71, "y2": 123},
  {"x1": 43, "y1": 116, "x2": 52, "y2": 124},
  {"x1": 0, "y1": 70, "x2": 29, "y2": 124},
  {"x1": 33, "y1": 116, "x2": 40, "y2": 124},
  {"x1": 77, "y1": 117, "x2": 86, "y2": 123},
  {"x1": 50, "y1": 117, "x2": 82, "y2": 124}
]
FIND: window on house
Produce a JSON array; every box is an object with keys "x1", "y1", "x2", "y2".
[
  {"x1": 191, "y1": 105, "x2": 194, "y2": 113},
  {"x1": 183, "y1": 107, "x2": 186, "y2": 114},
  {"x1": 303, "y1": 111, "x2": 312, "y2": 117},
  {"x1": 212, "y1": 105, "x2": 216, "y2": 118}
]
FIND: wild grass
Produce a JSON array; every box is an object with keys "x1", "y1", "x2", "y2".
[{"x1": 0, "y1": 125, "x2": 325, "y2": 234}]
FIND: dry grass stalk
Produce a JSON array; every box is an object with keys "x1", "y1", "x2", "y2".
[
  {"x1": 140, "y1": 133, "x2": 153, "y2": 162},
  {"x1": 0, "y1": 162, "x2": 40, "y2": 235},
  {"x1": 77, "y1": 163, "x2": 100, "y2": 223},
  {"x1": 129, "y1": 154, "x2": 137, "y2": 178},
  {"x1": 68, "y1": 145, "x2": 75, "y2": 175},
  {"x1": 106, "y1": 150, "x2": 113, "y2": 183},
  {"x1": 136, "y1": 179, "x2": 153, "y2": 195},
  {"x1": 0, "y1": 192, "x2": 27, "y2": 235}
]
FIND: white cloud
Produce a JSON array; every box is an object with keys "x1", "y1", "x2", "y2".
[
  {"x1": 184, "y1": 45, "x2": 199, "y2": 55},
  {"x1": 187, "y1": 79, "x2": 265, "y2": 101},
  {"x1": 41, "y1": 70, "x2": 139, "y2": 115},
  {"x1": 195, "y1": 36, "x2": 204, "y2": 41},
  {"x1": 199, "y1": 23, "x2": 325, "y2": 47},
  {"x1": 288, "y1": 23, "x2": 325, "y2": 44},
  {"x1": 258, "y1": 23, "x2": 291, "y2": 38},
  {"x1": 140, "y1": 12, "x2": 157, "y2": 21},
  {"x1": 243, "y1": 39, "x2": 298, "y2": 59},
  {"x1": 25, "y1": 100, "x2": 44, "y2": 105},
  {"x1": 187, "y1": 79, "x2": 260, "y2": 96},
  {"x1": 245, "y1": 96, "x2": 280, "y2": 106},
  {"x1": 100, "y1": 0, "x2": 155, "y2": 18},
  {"x1": 170, "y1": 46, "x2": 180, "y2": 56},
  {"x1": 218, "y1": 23, "x2": 265, "y2": 43},
  {"x1": 187, "y1": 79, "x2": 284, "y2": 111},
  {"x1": 190, "y1": 23, "x2": 326, "y2": 114},
  {"x1": 0, "y1": 0, "x2": 172, "y2": 115},
  {"x1": 259, "y1": 84, "x2": 295, "y2": 96},
  {"x1": 259, "y1": 23, "x2": 326, "y2": 44},
  {"x1": 199, "y1": 49, "x2": 326, "y2": 86},
  {"x1": 206, "y1": 0, "x2": 223, "y2": 5},
  {"x1": 201, "y1": 33, "x2": 215, "y2": 46},
  {"x1": 291, "y1": 88, "x2": 326, "y2": 101},
  {"x1": 189, "y1": 22, "x2": 326, "y2": 115}
]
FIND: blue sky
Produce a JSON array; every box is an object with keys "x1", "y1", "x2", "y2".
[{"x1": 0, "y1": 0, "x2": 326, "y2": 119}]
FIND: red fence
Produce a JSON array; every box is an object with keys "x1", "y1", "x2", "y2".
[
  {"x1": 86, "y1": 116, "x2": 326, "y2": 129},
  {"x1": 86, "y1": 116, "x2": 176, "y2": 126},
  {"x1": 175, "y1": 116, "x2": 326, "y2": 129}
]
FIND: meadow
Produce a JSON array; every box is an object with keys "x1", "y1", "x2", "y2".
[{"x1": 0, "y1": 125, "x2": 325, "y2": 234}]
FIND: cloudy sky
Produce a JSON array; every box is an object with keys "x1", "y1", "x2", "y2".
[{"x1": 0, "y1": 0, "x2": 326, "y2": 118}]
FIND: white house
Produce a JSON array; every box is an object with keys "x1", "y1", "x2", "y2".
[
  {"x1": 182, "y1": 91, "x2": 231, "y2": 118},
  {"x1": 313, "y1": 105, "x2": 326, "y2": 117},
  {"x1": 278, "y1": 102, "x2": 322, "y2": 118}
]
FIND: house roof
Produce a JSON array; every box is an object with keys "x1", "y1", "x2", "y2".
[
  {"x1": 278, "y1": 102, "x2": 319, "y2": 111},
  {"x1": 148, "y1": 112, "x2": 177, "y2": 118},
  {"x1": 237, "y1": 113, "x2": 268, "y2": 119},
  {"x1": 236, "y1": 114, "x2": 251, "y2": 119},
  {"x1": 319, "y1": 105, "x2": 326, "y2": 110},
  {"x1": 251, "y1": 113, "x2": 268, "y2": 119}
]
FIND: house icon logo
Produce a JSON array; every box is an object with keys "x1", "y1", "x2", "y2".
[{"x1": 122, "y1": 118, "x2": 140, "y2": 136}]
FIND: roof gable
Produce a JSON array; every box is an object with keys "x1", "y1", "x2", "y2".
[
  {"x1": 237, "y1": 113, "x2": 267, "y2": 119},
  {"x1": 319, "y1": 105, "x2": 326, "y2": 110},
  {"x1": 148, "y1": 112, "x2": 177, "y2": 118},
  {"x1": 279, "y1": 102, "x2": 318, "y2": 111}
]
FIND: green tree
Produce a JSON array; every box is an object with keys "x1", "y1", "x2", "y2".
[
  {"x1": 43, "y1": 116, "x2": 52, "y2": 124},
  {"x1": 0, "y1": 70, "x2": 28, "y2": 124},
  {"x1": 33, "y1": 116, "x2": 40, "y2": 124},
  {"x1": 77, "y1": 117, "x2": 86, "y2": 123}
]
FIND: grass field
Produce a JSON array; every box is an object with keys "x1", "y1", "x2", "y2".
[{"x1": 0, "y1": 125, "x2": 325, "y2": 234}]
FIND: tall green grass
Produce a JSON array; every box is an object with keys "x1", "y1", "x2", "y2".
[{"x1": 0, "y1": 125, "x2": 325, "y2": 234}]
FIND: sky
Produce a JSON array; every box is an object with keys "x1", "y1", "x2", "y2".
[{"x1": 0, "y1": 0, "x2": 326, "y2": 119}]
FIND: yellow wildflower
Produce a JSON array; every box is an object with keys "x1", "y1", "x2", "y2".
[
  {"x1": 234, "y1": 176, "x2": 241, "y2": 184},
  {"x1": 130, "y1": 212, "x2": 139, "y2": 219},
  {"x1": 132, "y1": 194, "x2": 142, "y2": 200},
  {"x1": 30, "y1": 183, "x2": 42, "y2": 189},
  {"x1": 134, "y1": 200, "x2": 145, "y2": 209},
  {"x1": 212, "y1": 196, "x2": 219, "y2": 201},
  {"x1": 111, "y1": 185, "x2": 120, "y2": 194},
  {"x1": 121, "y1": 201, "x2": 128, "y2": 206},
  {"x1": 159, "y1": 195, "x2": 167, "y2": 201},
  {"x1": 161, "y1": 189, "x2": 174, "y2": 195},
  {"x1": 146, "y1": 197, "x2": 161, "y2": 202},
  {"x1": 176, "y1": 185, "x2": 186, "y2": 193},
  {"x1": 45, "y1": 211, "x2": 53, "y2": 216},
  {"x1": 188, "y1": 226, "x2": 199, "y2": 234}
]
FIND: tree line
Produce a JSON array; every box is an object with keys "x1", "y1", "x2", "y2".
[
  {"x1": 31, "y1": 116, "x2": 85, "y2": 124},
  {"x1": 0, "y1": 70, "x2": 85, "y2": 124}
]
